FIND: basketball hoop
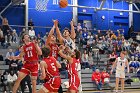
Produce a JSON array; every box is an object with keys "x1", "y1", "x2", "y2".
[{"x1": 35, "y1": 0, "x2": 49, "y2": 12}]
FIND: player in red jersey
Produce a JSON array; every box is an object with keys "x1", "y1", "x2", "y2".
[
  {"x1": 46, "y1": 20, "x2": 59, "y2": 60},
  {"x1": 58, "y1": 45, "x2": 80, "y2": 93},
  {"x1": 37, "y1": 47, "x2": 61, "y2": 93},
  {"x1": 12, "y1": 34, "x2": 42, "y2": 93}
]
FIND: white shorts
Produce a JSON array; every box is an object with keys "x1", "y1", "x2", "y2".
[{"x1": 115, "y1": 70, "x2": 125, "y2": 78}]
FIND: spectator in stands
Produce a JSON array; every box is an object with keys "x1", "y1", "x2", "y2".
[
  {"x1": 101, "y1": 69, "x2": 110, "y2": 86},
  {"x1": 7, "y1": 70, "x2": 17, "y2": 92},
  {"x1": 5, "y1": 49, "x2": 15, "y2": 65},
  {"x1": 77, "y1": 23, "x2": 82, "y2": 32},
  {"x1": 129, "y1": 56, "x2": 136, "y2": 73},
  {"x1": 88, "y1": 52, "x2": 94, "y2": 68},
  {"x1": 0, "y1": 28, "x2": 5, "y2": 47},
  {"x1": 136, "y1": 33, "x2": 140, "y2": 41},
  {"x1": 109, "y1": 51, "x2": 117, "y2": 63},
  {"x1": 83, "y1": 23, "x2": 88, "y2": 30},
  {"x1": 87, "y1": 32, "x2": 94, "y2": 52},
  {"x1": 97, "y1": 30, "x2": 103, "y2": 39},
  {"x1": 20, "y1": 75, "x2": 32, "y2": 93},
  {"x1": 82, "y1": 28, "x2": 88, "y2": 48},
  {"x1": 136, "y1": 44, "x2": 140, "y2": 53},
  {"x1": 87, "y1": 32, "x2": 94, "y2": 45},
  {"x1": 0, "y1": 72, "x2": 7, "y2": 93},
  {"x1": 111, "y1": 33, "x2": 117, "y2": 40},
  {"x1": 20, "y1": 28, "x2": 26, "y2": 38},
  {"x1": 129, "y1": 44, "x2": 136, "y2": 56},
  {"x1": 0, "y1": 53, "x2": 3, "y2": 61},
  {"x1": 28, "y1": 19, "x2": 34, "y2": 30},
  {"x1": 81, "y1": 50, "x2": 90, "y2": 69},
  {"x1": 2, "y1": 18, "x2": 9, "y2": 38},
  {"x1": 28, "y1": 26, "x2": 35, "y2": 40},
  {"x1": 116, "y1": 46, "x2": 122, "y2": 56},
  {"x1": 5, "y1": 29, "x2": 11, "y2": 43},
  {"x1": 124, "y1": 40, "x2": 130, "y2": 51},
  {"x1": 11, "y1": 29, "x2": 18, "y2": 43},
  {"x1": 92, "y1": 69, "x2": 102, "y2": 90}
]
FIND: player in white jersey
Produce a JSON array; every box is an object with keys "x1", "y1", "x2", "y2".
[
  {"x1": 54, "y1": 19, "x2": 76, "y2": 51},
  {"x1": 110, "y1": 51, "x2": 129, "y2": 93}
]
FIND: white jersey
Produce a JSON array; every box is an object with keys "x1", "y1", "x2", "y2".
[
  {"x1": 116, "y1": 57, "x2": 127, "y2": 71},
  {"x1": 64, "y1": 38, "x2": 76, "y2": 51}
]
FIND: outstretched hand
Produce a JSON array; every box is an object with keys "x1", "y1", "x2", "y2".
[
  {"x1": 53, "y1": 19, "x2": 58, "y2": 27},
  {"x1": 70, "y1": 19, "x2": 74, "y2": 26}
]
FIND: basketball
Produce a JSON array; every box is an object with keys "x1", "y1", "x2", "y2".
[{"x1": 59, "y1": 0, "x2": 68, "y2": 8}]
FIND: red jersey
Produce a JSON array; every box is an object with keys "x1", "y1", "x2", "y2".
[
  {"x1": 43, "y1": 57, "x2": 60, "y2": 80},
  {"x1": 49, "y1": 43, "x2": 59, "y2": 60},
  {"x1": 67, "y1": 58, "x2": 79, "y2": 77},
  {"x1": 101, "y1": 72, "x2": 110, "y2": 84},
  {"x1": 92, "y1": 72, "x2": 101, "y2": 82},
  {"x1": 67, "y1": 58, "x2": 80, "y2": 91},
  {"x1": 23, "y1": 42, "x2": 38, "y2": 62}
]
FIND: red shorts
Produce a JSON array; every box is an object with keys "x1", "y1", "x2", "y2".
[
  {"x1": 20, "y1": 62, "x2": 38, "y2": 76},
  {"x1": 43, "y1": 77, "x2": 61, "y2": 92},
  {"x1": 68, "y1": 75, "x2": 80, "y2": 92}
]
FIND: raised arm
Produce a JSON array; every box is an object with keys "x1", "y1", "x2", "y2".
[
  {"x1": 40, "y1": 61, "x2": 47, "y2": 80},
  {"x1": 70, "y1": 19, "x2": 76, "y2": 40},
  {"x1": 58, "y1": 45, "x2": 72, "y2": 63},
  {"x1": 54, "y1": 20, "x2": 64, "y2": 44},
  {"x1": 34, "y1": 42, "x2": 42, "y2": 55},
  {"x1": 46, "y1": 25, "x2": 55, "y2": 46}
]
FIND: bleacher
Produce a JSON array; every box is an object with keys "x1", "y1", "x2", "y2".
[{"x1": 0, "y1": 45, "x2": 140, "y2": 92}]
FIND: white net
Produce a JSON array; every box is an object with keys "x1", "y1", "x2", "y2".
[{"x1": 35, "y1": 0, "x2": 49, "y2": 12}]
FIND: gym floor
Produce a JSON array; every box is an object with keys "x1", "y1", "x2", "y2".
[{"x1": 81, "y1": 89, "x2": 140, "y2": 93}]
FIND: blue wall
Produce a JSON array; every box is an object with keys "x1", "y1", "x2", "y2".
[
  {"x1": 0, "y1": 0, "x2": 25, "y2": 34},
  {"x1": 28, "y1": 0, "x2": 73, "y2": 35},
  {"x1": 78, "y1": 0, "x2": 129, "y2": 36},
  {"x1": 133, "y1": 4, "x2": 140, "y2": 32}
]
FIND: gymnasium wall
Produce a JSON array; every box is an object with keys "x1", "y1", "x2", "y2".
[
  {"x1": 28, "y1": 0, "x2": 73, "y2": 35},
  {"x1": 78, "y1": 0, "x2": 129, "y2": 36},
  {"x1": 0, "y1": 0, "x2": 25, "y2": 34},
  {"x1": 133, "y1": 4, "x2": 140, "y2": 32}
]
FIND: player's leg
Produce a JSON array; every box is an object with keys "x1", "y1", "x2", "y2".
[
  {"x1": 12, "y1": 72, "x2": 27, "y2": 93},
  {"x1": 37, "y1": 88, "x2": 47, "y2": 93},
  {"x1": 120, "y1": 78, "x2": 125, "y2": 92},
  {"x1": 115, "y1": 77, "x2": 119, "y2": 92},
  {"x1": 31, "y1": 76, "x2": 37, "y2": 93},
  {"x1": 69, "y1": 90, "x2": 77, "y2": 93}
]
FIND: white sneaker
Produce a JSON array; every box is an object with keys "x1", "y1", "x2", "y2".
[
  {"x1": 4, "y1": 91, "x2": 7, "y2": 93},
  {"x1": 121, "y1": 90, "x2": 124, "y2": 93}
]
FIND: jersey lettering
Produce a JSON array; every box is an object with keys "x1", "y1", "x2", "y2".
[
  {"x1": 51, "y1": 63, "x2": 56, "y2": 71},
  {"x1": 27, "y1": 51, "x2": 33, "y2": 57}
]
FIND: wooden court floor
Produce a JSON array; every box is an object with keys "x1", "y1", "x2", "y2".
[{"x1": 82, "y1": 89, "x2": 140, "y2": 93}]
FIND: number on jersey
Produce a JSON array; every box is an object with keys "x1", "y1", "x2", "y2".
[
  {"x1": 27, "y1": 51, "x2": 33, "y2": 57},
  {"x1": 51, "y1": 63, "x2": 56, "y2": 71}
]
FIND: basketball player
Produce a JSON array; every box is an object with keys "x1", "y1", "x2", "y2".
[
  {"x1": 46, "y1": 22, "x2": 59, "y2": 60},
  {"x1": 110, "y1": 51, "x2": 129, "y2": 93},
  {"x1": 59, "y1": 45, "x2": 80, "y2": 93},
  {"x1": 12, "y1": 34, "x2": 42, "y2": 93},
  {"x1": 54, "y1": 19, "x2": 76, "y2": 51},
  {"x1": 37, "y1": 47, "x2": 61, "y2": 93}
]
